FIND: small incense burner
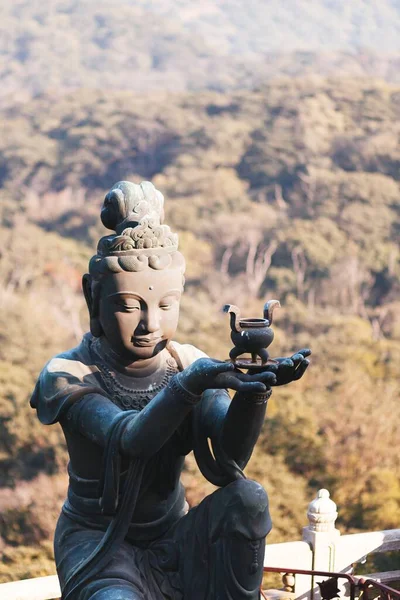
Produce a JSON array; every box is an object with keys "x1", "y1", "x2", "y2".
[{"x1": 223, "y1": 300, "x2": 280, "y2": 368}]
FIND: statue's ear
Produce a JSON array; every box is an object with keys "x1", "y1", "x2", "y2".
[{"x1": 82, "y1": 274, "x2": 103, "y2": 337}]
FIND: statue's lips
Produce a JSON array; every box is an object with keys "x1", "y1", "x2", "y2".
[{"x1": 132, "y1": 336, "x2": 162, "y2": 347}]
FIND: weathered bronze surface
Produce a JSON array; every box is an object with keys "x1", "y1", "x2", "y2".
[{"x1": 31, "y1": 180, "x2": 311, "y2": 600}]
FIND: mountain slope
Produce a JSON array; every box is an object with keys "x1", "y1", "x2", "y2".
[{"x1": 1, "y1": 0, "x2": 400, "y2": 105}]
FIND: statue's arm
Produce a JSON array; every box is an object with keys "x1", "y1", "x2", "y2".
[
  {"x1": 220, "y1": 389, "x2": 270, "y2": 468},
  {"x1": 62, "y1": 357, "x2": 269, "y2": 462},
  {"x1": 199, "y1": 388, "x2": 270, "y2": 470},
  {"x1": 192, "y1": 352, "x2": 311, "y2": 482},
  {"x1": 217, "y1": 350, "x2": 311, "y2": 467},
  {"x1": 63, "y1": 377, "x2": 200, "y2": 459}
]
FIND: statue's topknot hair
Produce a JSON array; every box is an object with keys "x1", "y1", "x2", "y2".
[
  {"x1": 101, "y1": 180, "x2": 165, "y2": 233},
  {"x1": 89, "y1": 181, "x2": 183, "y2": 279}
]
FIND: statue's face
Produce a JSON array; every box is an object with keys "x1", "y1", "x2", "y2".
[{"x1": 97, "y1": 268, "x2": 182, "y2": 362}]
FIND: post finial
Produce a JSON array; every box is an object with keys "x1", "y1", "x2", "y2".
[{"x1": 307, "y1": 488, "x2": 338, "y2": 532}]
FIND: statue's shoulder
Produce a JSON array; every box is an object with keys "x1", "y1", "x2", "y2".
[
  {"x1": 168, "y1": 341, "x2": 208, "y2": 370},
  {"x1": 43, "y1": 333, "x2": 95, "y2": 381},
  {"x1": 31, "y1": 334, "x2": 104, "y2": 425}
]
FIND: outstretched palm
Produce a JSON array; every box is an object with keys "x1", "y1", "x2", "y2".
[
  {"x1": 251, "y1": 348, "x2": 311, "y2": 386},
  {"x1": 178, "y1": 358, "x2": 277, "y2": 395}
]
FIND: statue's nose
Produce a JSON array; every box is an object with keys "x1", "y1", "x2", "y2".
[{"x1": 143, "y1": 308, "x2": 160, "y2": 333}]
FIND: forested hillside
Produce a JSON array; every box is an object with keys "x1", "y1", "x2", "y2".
[
  {"x1": 0, "y1": 77, "x2": 399, "y2": 581},
  {"x1": 1, "y1": 0, "x2": 400, "y2": 106}
]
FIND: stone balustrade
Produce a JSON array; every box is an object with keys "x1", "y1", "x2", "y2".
[{"x1": 263, "y1": 489, "x2": 400, "y2": 600}]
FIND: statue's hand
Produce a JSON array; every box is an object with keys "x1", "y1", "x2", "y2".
[
  {"x1": 176, "y1": 358, "x2": 276, "y2": 396},
  {"x1": 256, "y1": 348, "x2": 311, "y2": 386}
]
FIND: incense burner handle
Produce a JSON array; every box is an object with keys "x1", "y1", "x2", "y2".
[
  {"x1": 263, "y1": 300, "x2": 281, "y2": 325},
  {"x1": 223, "y1": 304, "x2": 242, "y2": 333}
]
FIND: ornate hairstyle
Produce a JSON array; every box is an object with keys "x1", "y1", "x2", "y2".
[
  {"x1": 84, "y1": 181, "x2": 185, "y2": 336},
  {"x1": 89, "y1": 180, "x2": 185, "y2": 278}
]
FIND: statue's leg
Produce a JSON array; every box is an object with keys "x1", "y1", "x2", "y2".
[
  {"x1": 209, "y1": 479, "x2": 271, "y2": 599},
  {"x1": 54, "y1": 514, "x2": 146, "y2": 600},
  {"x1": 170, "y1": 478, "x2": 272, "y2": 599}
]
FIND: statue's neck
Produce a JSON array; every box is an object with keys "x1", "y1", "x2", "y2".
[{"x1": 94, "y1": 336, "x2": 166, "y2": 378}]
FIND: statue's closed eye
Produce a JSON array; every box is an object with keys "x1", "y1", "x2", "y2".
[{"x1": 115, "y1": 299, "x2": 140, "y2": 311}]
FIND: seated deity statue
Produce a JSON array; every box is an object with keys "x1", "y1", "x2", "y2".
[{"x1": 31, "y1": 180, "x2": 310, "y2": 600}]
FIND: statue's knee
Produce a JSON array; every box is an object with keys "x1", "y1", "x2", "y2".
[
  {"x1": 89, "y1": 587, "x2": 140, "y2": 600},
  {"x1": 81, "y1": 579, "x2": 142, "y2": 600},
  {"x1": 216, "y1": 479, "x2": 272, "y2": 539},
  {"x1": 228, "y1": 479, "x2": 269, "y2": 514}
]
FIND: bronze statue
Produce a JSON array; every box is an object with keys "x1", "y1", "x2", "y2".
[{"x1": 31, "y1": 181, "x2": 310, "y2": 600}]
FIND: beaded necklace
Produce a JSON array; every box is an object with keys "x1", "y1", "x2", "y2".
[{"x1": 90, "y1": 338, "x2": 178, "y2": 411}]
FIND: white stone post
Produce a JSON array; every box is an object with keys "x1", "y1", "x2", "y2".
[{"x1": 302, "y1": 489, "x2": 341, "y2": 600}]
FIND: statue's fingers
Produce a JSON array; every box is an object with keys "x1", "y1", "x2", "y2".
[
  {"x1": 211, "y1": 373, "x2": 238, "y2": 390},
  {"x1": 245, "y1": 363, "x2": 278, "y2": 375},
  {"x1": 270, "y1": 357, "x2": 284, "y2": 365},
  {"x1": 237, "y1": 381, "x2": 267, "y2": 393},
  {"x1": 208, "y1": 361, "x2": 235, "y2": 375},
  {"x1": 235, "y1": 371, "x2": 276, "y2": 386},
  {"x1": 293, "y1": 359, "x2": 310, "y2": 380},
  {"x1": 249, "y1": 372, "x2": 276, "y2": 386},
  {"x1": 291, "y1": 353, "x2": 305, "y2": 367},
  {"x1": 234, "y1": 371, "x2": 274, "y2": 381},
  {"x1": 233, "y1": 372, "x2": 253, "y2": 382},
  {"x1": 297, "y1": 348, "x2": 312, "y2": 358},
  {"x1": 278, "y1": 358, "x2": 294, "y2": 369}
]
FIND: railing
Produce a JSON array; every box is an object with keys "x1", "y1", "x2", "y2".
[
  {"x1": 263, "y1": 528, "x2": 400, "y2": 599},
  {"x1": 262, "y1": 568, "x2": 400, "y2": 600},
  {"x1": 0, "y1": 489, "x2": 399, "y2": 600},
  {"x1": 359, "y1": 578, "x2": 400, "y2": 600}
]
